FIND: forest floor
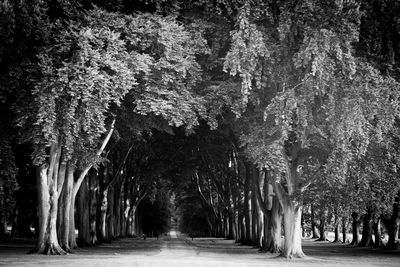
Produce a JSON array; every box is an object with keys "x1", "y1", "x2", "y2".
[{"x1": 0, "y1": 231, "x2": 399, "y2": 267}]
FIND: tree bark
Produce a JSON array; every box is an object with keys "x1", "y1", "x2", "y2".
[
  {"x1": 100, "y1": 187, "x2": 109, "y2": 242},
  {"x1": 273, "y1": 154, "x2": 305, "y2": 258},
  {"x1": 373, "y1": 218, "x2": 383, "y2": 248},
  {"x1": 316, "y1": 209, "x2": 328, "y2": 241},
  {"x1": 350, "y1": 212, "x2": 360, "y2": 245},
  {"x1": 382, "y1": 190, "x2": 399, "y2": 249},
  {"x1": 332, "y1": 215, "x2": 340, "y2": 243},
  {"x1": 251, "y1": 166, "x2": 259, "y2": 246},
  {"x1": 243, "y1": 162, "x2": 252, "y2": 244},
  {"x1": 107, "y1": 186, "x2": 115, "y2": 240},
  {"x1": 60, "y1": 164, "x2": 73, "y2": 251},
  {"x1": 281, "y1": 199, "x2": 304, "y2": 258},
  {"x1": 311, "y1": 205, "x2": 319, "y2": 239},
  {"x1": 358, "y1": 208, "x2": 374, "y2": 247},
  {"x1": 342, "y1": 217, "x2": 348, "y2": 243},
  {"x1": 256, "y1": 169, "x2": 282, "y2": 253},
  {"x1": 68, "y1": 187, "x2": 77, "y2": 249},
  {"x1": 77, "y1": 175, "x2": 90, "y2": 246},
  {"x1": 32, "y1": 159, "x2": 66, "y2": 255},
  {"x1": 89, "y1": 171, "x2": 98, "y2": 245}
]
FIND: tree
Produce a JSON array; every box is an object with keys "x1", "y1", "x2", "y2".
[{"x1": 224, "y1": 0, "x2": 400, "y2": 258}]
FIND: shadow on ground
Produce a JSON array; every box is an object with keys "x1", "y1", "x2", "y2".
[{"x1": 0, "y1": 234, "x2": 399, "y2": 267}]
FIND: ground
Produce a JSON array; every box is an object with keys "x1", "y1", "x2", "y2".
[{"x1": 0, "y1": 231, "x2": 399, "y2": 267}]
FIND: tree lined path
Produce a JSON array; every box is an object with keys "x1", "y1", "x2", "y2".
[{"x1": 1, "y1": 0, "x2": 400, "y2": 265}]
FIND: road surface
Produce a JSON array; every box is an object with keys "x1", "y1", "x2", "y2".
[{"x1": 0, "y1": 231, "x2": 399, "y2": 266}]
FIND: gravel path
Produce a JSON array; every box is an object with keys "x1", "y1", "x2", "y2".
[{"x1": 0, "y1": 232, "x2": 399, "y2": 266}]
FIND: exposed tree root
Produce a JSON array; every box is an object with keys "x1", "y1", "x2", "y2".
[
  {"x1": 29, "y1": 244, "x2": 67, "y2": 255},
  {"x1": 281, "y1": 251, "x2": 306, "y2": 259},
  {"x1": 61, "y1": 246, "x2": 73, "y2": 253}
]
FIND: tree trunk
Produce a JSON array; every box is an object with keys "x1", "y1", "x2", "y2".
[
  {"x1": 317, "y1": 217, "x2": 328, "y2": 241},
  {"x1": 358, "y1": 208, "x2": 374, "y2": 247},
  {"x1": 273, "y1": 151, "x2": 305, "y2": 257},
  {"x1": 107, "y1": 186, "x2": 115, "y2": 240},
  {"x1": 386, "y1": 220, "x2": 399, "y2": 249},
  {"x1": 251, "y1": 167, "x2": 259, "y2": 246},
  {"x1": 89, "y1": 171, "x2": 98, "y2": 245},
  {"x1": 282, "y1": 200, "x2": 304, "y2": 258},
  {"x1": 77, "y1": 176, "x2": 90, "y2": 246},
  {"x1": 342, "y1": 217, "x2": 348, "y2": 243},
  {"x1": 121, "y1": 179, "x2": 129, "y2": 237},
  {"x1": 382, "y1": 190, "x2": 399, "y2": 249},
  {"x1": 238, "y1": 212, "x2": 245, "y2": 242},
  {"x1": 311, "y1": 206, "x2": 319, "y2": 239},
  {"x1": 100, "y1": 187, "x2": 109, "y2": 242},
  {"x1": 56, "y1": 162, "x2": 67, "y2": 243},
  {"x1": 301, "y1": 213, "x2": 306, "y2": 238},
  {"x1": 316, "y1": 208, "x2": 328, "y2": 241},
  {"x1": 68, "y1": 191, "x2": 77, "y2": 249},
  {"x1": 256, "y1": 170, "x2": 282, "y2": 253},
  {"x1": 350, "y1": 212, "x2": 360, "y2": 245},
  {"x1": 60, "y1": 165, "x2": 73, "y2": 251},
  {"x1": 373, "y1": 218, "x2": 383, "y2": 248},
  {"x1": 227, "y1": 210, "x2": 235, "y2": 240},
  {"x1": 244, "y1": 162, "x2": 252, "y2": 244},
  {"x1": 270, "y1": 197, "x2": 282, "y2": 253},
  {"x1": 32, "y1": 163, "x2": 66, "y2": 255},
  {"x1": 126, "y1": 205, "x2": 134, "y2": 236}
]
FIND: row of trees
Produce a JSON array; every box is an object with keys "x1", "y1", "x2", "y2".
[{"x1": 1, "y1": 0, "x2": 400, "y2": 259}]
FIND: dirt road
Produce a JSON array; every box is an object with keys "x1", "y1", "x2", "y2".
[{"x1": 0, "y1": 231, "x2": 399, "y2": 266}]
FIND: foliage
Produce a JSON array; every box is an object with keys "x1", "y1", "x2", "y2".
[{"x1": 0, "y1": 139, "x2": 18, "y2": 225}]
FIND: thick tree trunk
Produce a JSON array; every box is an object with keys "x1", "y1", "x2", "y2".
[
  {"x1": 251, "y1": 167, "x2": 259, "y2": 246},
  {"x1": 32, "y1": 164, "x2": 66, "y2": 255},
  {"x1": 331, "y1": 215, "x2": 339, "y2": 242},
  {"x1": 89, "y1": 171, "x2": 98, "y2": 245},
  {"x1": 60, "y1": 165, "x2": 73, "y2": 251},
  {"x1": 223, "y1": 211, "x2": 229, "y2": 238},
  {"x1": 121, "y1": 180, "x2": 129, "y2": 237},
  {"x1": 126, "y1": 205, "x2": 136, "y2": 237},
  {"x1": 115, "y1": 182, "x2": 122, "y2": 238},
  {"x1": 244, "y1": 162, "x2": 252, "y2": 244},
  {"x1": 227, "y1": 177, "x2": 237, "y2": 241},
  {"x1": 107, "y1": 186, "x2": 115, "y2": 240},
  {"x1": 77, "y1": 176, "x2": 90, "y2": 246},
  {"x1": 238, "y1": 212, "x2": 245, "y2": 242},
  {"x1": 373, "y1": 218, "x2": 383, "y2": 248},
  {"x1": 256, "y1": 170, "x2": 282, "y2": 253},
  {"x1": 301, "y1": 213, "x2": 306, "y2": 238},
  {"x1": 282, "y1": 201, "x2": 304, "y2": 258},
  {"x1": 316, "y1": 209, "x2": 328, "y2": 241},
  {"x1": 270, "y1": 197, "x2": 282, "y2": 253},
  {"x1": 342, "y1": 217, "x2": 348, "y2": 243},
  {"x1": 274, "y1": 154, "x2": 305, "y2": 258},
  {"x1": 227, "y1": 210, "x2": 235, "y2": 240},
  {"x1": 382, "y1": 191, "x2": 399, "y2": 249},
  {"x1": 358, "y1": 209, "x2": 374, "y2": 247},
  {"x1": 317, "y1": 217, "x2": 328, "y2": 241},
  {"x1": 56, "y1": 162, "x2": 67, "y2": 243},
  {"x1": 350, "y1": 212, "x2": 360, "y2": 245},
  {"x1": 68, "y1": 192, "x2": 77, "y2": 249},
  {"x1": 100, "y1": 188, "x2": 109, "y2": 242},
  {"x1": 386, "y1": 221, "x2": 399, "y2": 249},
  {"x1": 311, "y1": 206, "x2": 319, "y2": 239}
]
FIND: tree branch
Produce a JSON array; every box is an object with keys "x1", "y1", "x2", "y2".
[{"x1": 73, "y1": 118, "x2": 116, "y2": 197}]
